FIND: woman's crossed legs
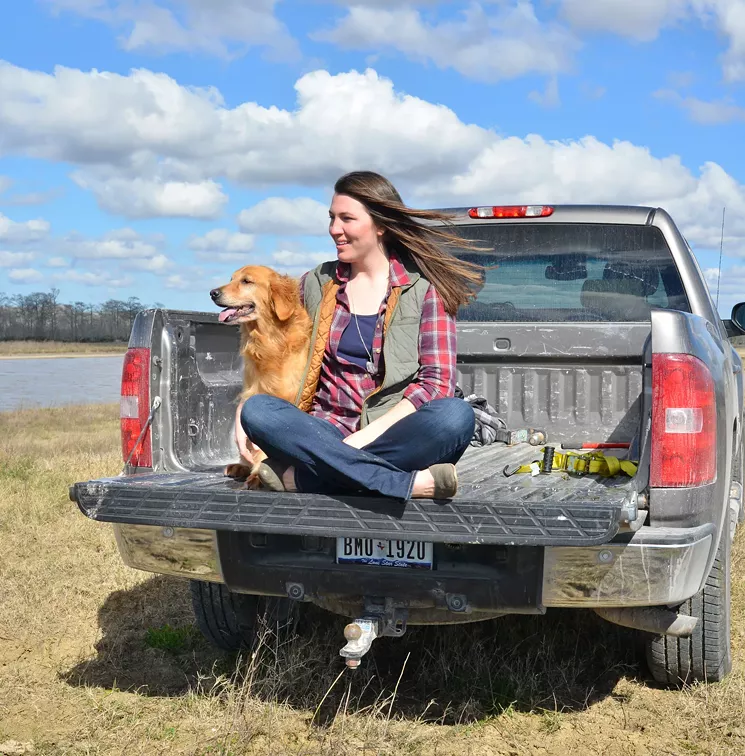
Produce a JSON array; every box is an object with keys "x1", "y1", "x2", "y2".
[{"x1": 240, "y1": 395, "x2": 475, "y2": 500}]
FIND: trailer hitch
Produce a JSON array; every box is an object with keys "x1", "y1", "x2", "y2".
[{"x1": 339, "y1": 598, "x2": 408, "y2": 669}]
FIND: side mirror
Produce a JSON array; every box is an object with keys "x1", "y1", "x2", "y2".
[{"x1": 731, "y1": 303, "x2": 745, "y2": 334}]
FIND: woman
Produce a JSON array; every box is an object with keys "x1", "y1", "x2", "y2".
[{"x1": 237, "y1": 171, "x2": 482, "y2": 500}]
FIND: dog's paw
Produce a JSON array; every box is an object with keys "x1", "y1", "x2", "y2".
[
  {"x1": 243, "y1": 472, "x2": 261, "y2": 490},
  {"x1": 224, "y1": 463, "x2": 252, "y2": 479}
]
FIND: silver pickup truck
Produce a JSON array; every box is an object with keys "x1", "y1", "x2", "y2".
[{"x1": 71, "y1": 204, "x2": 745, "y2": 686}]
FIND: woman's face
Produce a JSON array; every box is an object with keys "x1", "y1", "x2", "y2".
[{"x1": 329, "y1": 193, "x2": 385, "y2": 264}]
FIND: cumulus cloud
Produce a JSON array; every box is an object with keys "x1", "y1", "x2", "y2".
[
  {"x1": 61, "y1": 229, "x2": 162, "y2": 261},
  {"x1": 2, "y1": 62, "x2": 745, "y2": 257},
  {"x1": 71, "y1": 172, "x2": 227, "y2": 219},
  {"x1": 42, "y1": 0, "x2": 299, "y2": 60},
  {"x1": 654, "y1": 89, "x2": 745, "y2": 124},
  {"x1": 53, "y1": 268, "x2": 136, "y2": 287},
  {"x1": 0, "y1": 213, "x2": 50, "y2": 244},
  {"x1": 127, "y1": 254, "x2": 174, "y2": 273},
  {"x1": 528, "y1": 77, "x2": 561, "y2": 109},
  {"x1": 46, "y1": 256, "x2": 70, "y2": 267},
  {"x1": 559, "y1": 0, "x2": 745, "y2": 82},
  {"x1": 165, "y1": 269, "x2": 216, "y2": 291},
  {"x1": 8, "y1": 268, "x2": 43, "y2": 283},
  {"x1": 559, "y1": 0, "x2": 689, "y2": 41},
  {"x1": 0, "y1": 250, "x2": 36, "y2": 267},
  {"x1": 0, "y1": 62, "x2": 490, "y2": 193},
  {"x1": 314, "y1": 3, "x2": 579, "y2": 82},
  {"x1": 188, "y1": 228, "x2": 255, "y2": 262},
  {"x1": 238, "y1": 197, "x2": 329, "y2": 236},
  {"x1": 272, "y1": 250, "x2": 329, "y2": 267}
]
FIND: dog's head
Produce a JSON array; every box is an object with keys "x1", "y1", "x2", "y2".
[{"x1": 210, "y1": 265, "x2": 299, "y2": 325}]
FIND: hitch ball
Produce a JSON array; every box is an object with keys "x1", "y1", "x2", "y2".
[{"x1": 344, "y1": 623, "x2": 363, "y2": 641}]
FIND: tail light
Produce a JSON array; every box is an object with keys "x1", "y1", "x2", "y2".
[
  {"x1": 650, "y1": 353, "x2": 716, "y2": 487},
  {"x1": 468, "y1": 205, "x2": 554, "y2": 219},
  {"x1": 121, "y1": 347, "x2": 152, "y2": 467}
]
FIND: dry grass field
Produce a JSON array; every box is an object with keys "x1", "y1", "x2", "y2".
[
  {"x1": 1, "y1": 404, "x2": 745, "y2": 755},
  {"x1": 0, "y1": 341, "x2": 128, "y2": 358}
]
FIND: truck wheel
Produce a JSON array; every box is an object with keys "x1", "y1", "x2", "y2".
[
  {"x1": 645, "y1": 515, "x2": 732, "y2": 686},
  {"x1": 189, "y1": 580, "x2": 296, "y2": 651}
]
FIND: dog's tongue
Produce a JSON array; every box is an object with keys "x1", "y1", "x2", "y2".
[{"x1": 218, "y1": 308, "x2": 237, "y2": 323}]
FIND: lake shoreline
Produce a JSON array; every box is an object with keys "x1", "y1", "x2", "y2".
[{"x1": 0, "y1": 352, "x2": 125, "y2": 361}]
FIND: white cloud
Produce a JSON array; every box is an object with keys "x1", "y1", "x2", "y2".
[
  {"x1": 188, "y1": 228, "x2": 255, "y2": 261},
  {"x1": 2, "y1": 62, "x2": 745, "y2": 259},
  {"x1": 46, "y1": 257, "x2": 70, "y2": 267},
  {"x1": 559, "y1": 0, "x2": 745, "y2": 82},
  {"x1": 0, "y1": 250, "x2": 35, "y2": 267},
  {"x1": 128, "y1": 254, "x2": 174, "y2": 273},
  {"x1": 654, "y1": 89, "x2": 745, "y2": 123},
  {"x1": 0, "y1": 176, "x2": 12, "y2": 194},
  {"x1": 0, "y1": 213, "x2": 50, "y2": 244},
  {"x1": 314, "y1": 4, "x2": 579, "y2": 82},
  {"x1": 61, "y1": 228, "x2": 163, "y2": 261},
  {"x1": 238, "y1": 197, "x2": 329, "y2": 236},
  {"x1": 272, "y1": 250, "x2": 329, "y2": 267},
  {"x1": 52, "y1": 269, "x2": 135, "y2": 287},
  {"x1": 43, "y1": 0, "x2": 299, "y2": 60},
  {"x1": 8, "y1": 268, "x2": 43, "y2": 283},
  {"x1": 0, "y1": 62, "x2": 490, "y2": 198},
  {"x1": 2, "y1": 189, "x2": 64, "y2": 206},
  {"x1": 703, "y1": 264, "x2": 745, "y2": 315},
  {"x1": 528, "y1": 77, "x2": 561, "y2": 109},
  {"x1": 559, "y1": 0, "x2": 689, "y2": 41},
  {"x1": 165, "y1": 271, "x2": 213, "y2": 291},
  {"x1": 71, "y1": 172, "x2": 227, "y2": 219}
]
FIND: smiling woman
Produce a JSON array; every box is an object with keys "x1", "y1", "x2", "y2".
[{"x1": 232, "y1": 170, "x2": 482, "y2": 502}]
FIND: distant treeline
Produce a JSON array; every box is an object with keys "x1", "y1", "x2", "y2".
[{"x1": 0, "y1": 289, "x2": 161, "y2": 342}]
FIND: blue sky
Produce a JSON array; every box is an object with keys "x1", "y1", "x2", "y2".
[{"x1": 1, "y1": 0, "x2": 745, "y2": 316}]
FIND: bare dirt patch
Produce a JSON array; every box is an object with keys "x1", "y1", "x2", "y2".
[{"x1": 1, "y1": 405, "x2": 744, "y2": 755}]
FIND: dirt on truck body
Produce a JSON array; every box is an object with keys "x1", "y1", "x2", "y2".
[{"x1": 71, "y1": 204, "x2": 745, "y2": 685}]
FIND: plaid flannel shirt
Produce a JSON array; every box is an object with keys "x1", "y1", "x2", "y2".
[{"x1": 299, "y1": 252, "x2": 456, "y2": 436}]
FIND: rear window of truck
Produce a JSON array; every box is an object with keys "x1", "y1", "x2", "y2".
[{"x1": 453, "y1": 223, "x2": 690, "y2": 323}]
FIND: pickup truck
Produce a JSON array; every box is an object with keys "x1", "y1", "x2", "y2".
[{"x1": 71, "y1": 204, "x2": 745, "y2": 686}]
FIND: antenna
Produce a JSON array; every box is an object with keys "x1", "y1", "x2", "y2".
[{"x1": 716, "y1": 206, "x2": 726, "y2": 310}]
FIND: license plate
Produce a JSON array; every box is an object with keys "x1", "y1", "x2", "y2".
[{"x1": 336, "y1": 537, "x2": 433, "y2": 569}]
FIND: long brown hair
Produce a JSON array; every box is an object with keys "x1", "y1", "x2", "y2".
[{"x1": 333, "y1": 171, "x2": 483, "y2": 315}]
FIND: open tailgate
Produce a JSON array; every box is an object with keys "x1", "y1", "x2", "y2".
[{"x1": 71, "y1": 445, "x2": 636, "y2": 547}]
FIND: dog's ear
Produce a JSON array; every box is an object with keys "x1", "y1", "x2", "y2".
[{"x1": 270, "y1": 274, "x2": 298, "y2": 322}]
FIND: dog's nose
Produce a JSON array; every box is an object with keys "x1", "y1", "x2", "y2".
[{"x1": 210, "y1": 288, "x2": 221, "y2": 301}]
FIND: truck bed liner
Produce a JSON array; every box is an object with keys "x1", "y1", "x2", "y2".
[{"x1": 72, "y1": 445, "x2": 635, "y2": 546}]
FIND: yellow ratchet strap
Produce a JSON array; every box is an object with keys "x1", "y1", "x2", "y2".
[{"x1": 510, "y1": 449, "x2": 638, "y2": 478}]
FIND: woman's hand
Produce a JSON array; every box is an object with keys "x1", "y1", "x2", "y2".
[
  {"x1": 343, "y1": 427, "x2": 377, "y2": 449},
  {"x1": 343, "y1": 399, "x2": 417, "y2": 449}
]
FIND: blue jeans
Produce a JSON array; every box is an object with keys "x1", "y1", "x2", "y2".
[{"x1": 240, "y1": 396, "x2": 475, "y2": 500}]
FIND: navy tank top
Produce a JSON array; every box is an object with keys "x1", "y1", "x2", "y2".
[{"x1": 338, "y1": 313, "x2": 377, "y2": 370}]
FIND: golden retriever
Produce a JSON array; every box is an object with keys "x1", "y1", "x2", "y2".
[{"x1": 210, "y1": 265, "x2": 312, "y2": 482}]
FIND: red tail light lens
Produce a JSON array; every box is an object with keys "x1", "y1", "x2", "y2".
[
  {"x1": 468, "y1": 205, "x2": 554, "y2": 219},
  {"x1": 121, "y1": 347, "x2": 152, "y2": 467},
  {"x1": 650, "y1": 353, "x2": 716, "y2": 487}
]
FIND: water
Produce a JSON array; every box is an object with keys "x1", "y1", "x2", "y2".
[{"x1": 0, "y1": 355, "x2": 123, "y2": 412}]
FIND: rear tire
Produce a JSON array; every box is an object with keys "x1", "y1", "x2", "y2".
[
  {"x1": 645, "y1": 514, "x2": 732, "y2": 685},
  {"x1": 190, "y1": 580, "x2": 297, "y2": 651}
]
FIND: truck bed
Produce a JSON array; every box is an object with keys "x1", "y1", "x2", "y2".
[{"x1": 72, "y1": 443, "x2": 637, "y2": 547}]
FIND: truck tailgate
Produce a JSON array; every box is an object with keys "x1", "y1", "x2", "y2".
[{"x1": 71, "y1": 445, "x2": 636, "y2": 546}]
